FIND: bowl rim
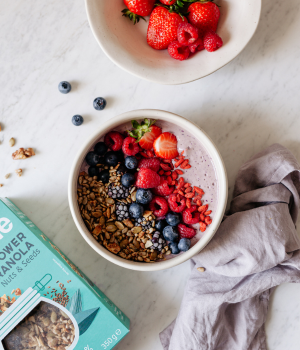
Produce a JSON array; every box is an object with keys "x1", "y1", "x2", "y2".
[
  {"x1": 68, "y1": 109, "x2": 228, "y2": 271},
  {"x1": 85, "y1": 0, "x2": 262, "y2": 85}
]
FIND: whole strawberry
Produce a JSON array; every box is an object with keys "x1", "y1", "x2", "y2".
[
  {"x1": 188, "y1": 1, "x2": 220, "y2": 37},
  {"x1": 147, "y1": 6, "x2": 187, "y2": 50},
  {"x1": 122, "y1": 0, "x2": 155, "y2": 24},
  {"x1": 159, "y1": 0, "x2": 176, "y2": 5}
]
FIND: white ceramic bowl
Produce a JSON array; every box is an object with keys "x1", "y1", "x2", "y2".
[
  {"x1": 68, "y1": 109, "x2": 227, "y2": 271},
  {"x1": 85, "y1": 0, "x2": 261, "y2": 85}
]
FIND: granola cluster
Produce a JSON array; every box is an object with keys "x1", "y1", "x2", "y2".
[{"x1": 12, "y1": 147, "x2": 35, "y2": 160}]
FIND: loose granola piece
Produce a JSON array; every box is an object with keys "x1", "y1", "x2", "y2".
[
  {"x1": 12, "y1": 147, "x2": 35, "y2": 160},
  {"x1": 15, "y1": 169, "x2": 22, "y2": 177},
  {"x1": 5, "y1": 173, "x2": 10, "y2": 179},
  {"x1": 9, "y1": 138, "x2": 15, "y2": 147}
]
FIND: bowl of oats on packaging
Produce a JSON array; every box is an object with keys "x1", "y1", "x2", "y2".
[{"x1": 68, "y1": 109, "x2": 227, "y2": 271}]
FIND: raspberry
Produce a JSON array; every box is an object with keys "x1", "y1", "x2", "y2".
[
  {"x1": 136, "y1": 168, "x2": 160, "y2": 189},
  {"x1": 168, "y1": 41, "x2": 190, "y2": 61},
  {"x1": 154, "y1": 177, "x2": 174, "y2": 196},
  {"x1": 178, "y1": 223, "x2": 196, "y2": 239},
  {"x1": 122, "y1": 136, "x2": 140, "y2": 156},
  {"x1": 104, "y1": 131, "x2": 124, "y2": 151},
  {"x1": 182, "y1": 206, "x2": 200, "y2": 224},
  {"x1": 203, "y1": 30, "x2": 223, "y2": 52},
  {"x1": 149, "y1": 196, "x2": 169, "y2": 217},
  {"x1": 177, "y1": 22, "x2": 198, "y2": 46},
  {"x1": 138, "y1": 158, "x2": 161, "y2": 172},
  {"x1": 189, "y1": 38, "x2": 204, "y2": 53},
  {"x1": 168, "y1": 193, "x2": 186, "y2": 213}
]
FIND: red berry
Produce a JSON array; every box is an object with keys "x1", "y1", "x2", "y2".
[
  {"x1": 177, "y1": 22, "x2": 198, "y2": 46},
  {"x1": 136, "y1": 168, "x2": 160, "y2": 188},
  {"x1": 199, "y1": 222, "x2": 207, "y2": 232},
  {"x1": 203, "y1": 30, "x2": 223, "y2": 52},
  {"x1": 168, "y1": 193, "x2": 186, "y2": 213},
  {"x1": 149, "y1": 196, "x2": 169, "y2": 217},
  {"x1": 122, "y1": 136, "x2": 140, "y2": 156},
  {"x1": 159, "y1": 0, "x2": 176, "y2": 4},
  {"x1": 154, "y1": 177, "x2": 174, "y2": 196},
  {"x1": 153, "y1": 132, "x2": 179, "y2": 159},
  {"x1": 168, "y1": 41, "x2": 190, "y2": 61},
  {"x1": 188, "y1": 2, "x2": 220, "y2": 37},
  {"x1": 123, "y1": 0, "x2": 155, "y2": 16},
  {"x1": 138, "y1": 158, "x2": 161, "y2": 172},
  {"x1": 139, "y1": 125, "x2": 162, "y2": 150},
  {"x1": 178, "y1": 223, "x2": 196, "y2": 239},
  {"x1": 189, "y1": 37, "x2": 204, "y2": 53},
  {"x1": 104, "y1": 131, "x2": 124, "y2": 151},
  {"x1": 182, "y1": 206, "x2": 200, "y2": 224}
]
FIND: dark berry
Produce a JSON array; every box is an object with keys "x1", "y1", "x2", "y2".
[
  {"x1": 121, "y1": 173, "x2": 135, "y2": 188},
  {"x1": 136, "y1": 188, "x2": 153, "y2": 205},
  {"x1": 58, "y1": 81, "x2": 71, "y2": 94},
  {"x1": 94, "y1": 142, "x2": 108, "y2": 156},
  {"x1": 93, "y1": 97, "x2": 107, "y2": 111},
  {"x1": 98, "y1": 157, "x2": 105, "y2": 165},
  {"x1": 116, "y1": 202, "x2": 130, "y2": 221},
  {"x1": 155, "y1": 219, "x2": 167, "y2": 232},
  {"x1": 163, "y1": 226, "x2": 179, "y2": 242},
  {"x1": 108, "y1": 184, "x2": 130, "y2": 199},
  {"x1": 125, "y1": 156, "x2": 138, "y2": 170},
  {"x1": 166, "y1": 212, "x2": 180, "y2": 227},
  {"x1": 86, "y1": 151, "x2": 100, "y2": 166},
  {"x1": 104, "y1": 151, "x2": 119, "y2": 167},
  {"x1": 129, "y1": 203, "x2": 144, "y2": 219},
  {"x1": 151, "y1": 231, "x2": 167, "y2": 252},
  {"x1": 72, "y1": 115, "x2": 83, "y2": 126},
  {"x1": 178, "y1": 238, "x2": 191, "y2": 252},
  {"x1": 98, "y1": 169, "x2": 110, "y2": 183},
  {"x1": 117, "y1": 164, "x2": 127, "y2": 174},
  {"x1": 169, "y1": 242, "x2": 180, "y2": 254},
  {"x1": 88, "y1": 166, "x2": 99, "y2": 177},
  {"x1": 116, "y1": 150, "x2": 125, "y2": 162}
]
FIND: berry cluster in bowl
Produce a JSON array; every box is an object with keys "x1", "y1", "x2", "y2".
[
  {"x1": 122, "y1": 0, "x2": 223, "y2": 61},
  {"x1": 77, "y1": 119, "x2": 213, "y2": 263}
]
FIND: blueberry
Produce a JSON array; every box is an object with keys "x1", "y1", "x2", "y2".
[
  {"x1": 121, "y1": 173, "x2": 135, "y2": 188},
  {"x1": 136, "y1": 188, "x2": 153, "y2": 205},
  {"x1": 166, "y1": 212, "x2": 180, "y2": 227},
  {"x1": 58, "y1": 81, "x2": 71, "y2": 94},
  {"x1": 88, "y1": 166, "x2": 99, "y2": 177},
  {"x1": 104, "y1": 151, "x2": 119, "y2": 167},
  {"x1": 155, "y1": 219, "x2": 167, "y2": 232},
  {"x1": 117, "y1": 164, "x2": 127, "y2": 174},
  {"x1": 178, "y1": 238, "x2": 191, "y2": 252},
  {"x1": 129, "y1": 203, "x2": 144, "y2": 219},
  {"x1": 72, "y1": 115, "x2": 83, "y2": 126},
  {"x1": 98, "y1": 157, "x2": 105, "y2": 165},
  {"x1": 163, "y1": 226, "x2": 179, "y2": 242},
  {"x1": 125, "y1": 156, "x2": 138, "y2": 170},
  {"x1": 94, "y1": 142, "x2": 108, "y2": 156},
  {"x1": 98, "y1": 169, "x2": 110, "y2": 184},
  {"x1": 86, "y1": 151, "x2": 100, "y2": 166},
  {"x1": 169, "y1": 242, "x2": 180, "y2": 254},
  {"x1": 93, "y1": 97, "x2": 107, "y2": 111},
  {"x1": 116, "y1": 150, "x2": 124, "y2": 162}
]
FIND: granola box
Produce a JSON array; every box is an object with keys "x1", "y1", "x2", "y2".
[{"x1": 0, "y1": 198, "x2": 130, "y2": 350}]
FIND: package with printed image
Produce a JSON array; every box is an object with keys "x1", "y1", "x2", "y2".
[{"x1": 0, "y1": 198, "x2": 130, "y2": 350}]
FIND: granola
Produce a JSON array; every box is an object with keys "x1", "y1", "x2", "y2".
[{"x1": 12, "y1": 147, "x2": 35, "y2": 160}]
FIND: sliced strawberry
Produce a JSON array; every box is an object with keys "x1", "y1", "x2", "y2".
[
  {"x1": 153, "y1": 132, "x2": 179, "y2": 159},
  {"x1": 139, "y1": 125, "x2": 162, "y2": 150}
]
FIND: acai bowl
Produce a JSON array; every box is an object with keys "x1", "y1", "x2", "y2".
[{"x1": 68, "y1": 110, "x2": 227, "y2": 271}]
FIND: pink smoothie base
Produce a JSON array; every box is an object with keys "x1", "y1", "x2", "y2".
[{"x1": 79, "y1": 119, "x2": 218, "y2": 261}]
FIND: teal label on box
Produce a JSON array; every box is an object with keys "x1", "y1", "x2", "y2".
[{"x1": 0, "y1": 198, "x2": 130, "y2": 350}]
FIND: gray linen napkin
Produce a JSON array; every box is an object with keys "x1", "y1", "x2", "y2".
[{"x1": 160, "y1": 144, "x2": 300, "y2": 350}]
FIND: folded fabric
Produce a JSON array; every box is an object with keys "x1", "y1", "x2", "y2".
[{"x1": 160, "y1": 144, "x2": 300, "y2": 350}]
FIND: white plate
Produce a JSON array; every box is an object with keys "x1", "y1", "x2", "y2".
[{"x1": 85, "y1": 0, "x2": 261, "y2": 85}]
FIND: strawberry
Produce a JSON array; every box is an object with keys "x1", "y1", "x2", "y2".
[
  {"x1": 122, "y1": 0, "x2": 155, "y2": 24},
  {"x1": 153, "y1": 132, "x2": 179, "y2": 159},
  {"x1": 159, "y1": 0, "x2": 176, "y2": 4},
  {"x1": 147, "y1": 7, "x2": 187, "y2": 50},
  {"x1": 139, "y1": 125, "x2": 162, "y2": 149},
  {"x1": 188, "y1": 1, "x2": 220, "y2": 37},
  {"x1": 136, "y1": 168, "x2": 160, "y2": 188},
  {"x1": 128, "y1": 119, "x2": 162, "y2": 150}
]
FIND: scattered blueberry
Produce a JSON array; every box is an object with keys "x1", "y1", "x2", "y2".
[
  {"x1": 166, "y1": 212, "x2": 180, "y2": 227},
  {"x1": 93, "y1": 97, "x2": 107, "y2": 111},
  {"x1": 178, "y1": 238, "x2": 191, "y2": 252},
  {"x1": 129, "y1": 203, "x2": 144, "y2": 219},
  {"x1": 121, "y1": 173, "x2": 135, "y2": 188},
  {"x1": 98, "y1": 169, "x2": 110, "y2": 184},
  {"x1": 58, "y1": 81, "x2": 71, "y2": 94},
  {"x1": 136, "y1": 188, "x2": 153, "y2": 205},
  {"x1": 88, "y1": 166, "x2": 99, "y2": 178},
  {"x1": 94, "y1": 142, "x2": 108, "y2": 156},
  {"x1": 72, "y1": 115, "x2": 83, "y2": 126},
  {"x1": 163, "y1": 226, "x2": 179, "y2": 242},
  {"x1": 125, "y1": 156, "x2": 138, "y2": 170},
  {"x1": 155, "y1": 219, "x2": 167, "y2": 232},
  {"x1": 86, "y1": 151, "x2": 100, "y2": 166},
  {"x1": 169, "y1": 242, "x2": 180, "y2": 254},
  {"x1": 104, "y1": 151, "x2": 119, "y2": 167},
  {"x1": 117, "y1": 164, "x2": 127, "y2": 174}
]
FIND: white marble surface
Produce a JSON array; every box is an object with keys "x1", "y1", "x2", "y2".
[{"x1": 1, "y1": 0, "x2": 300, "y2": 349}]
